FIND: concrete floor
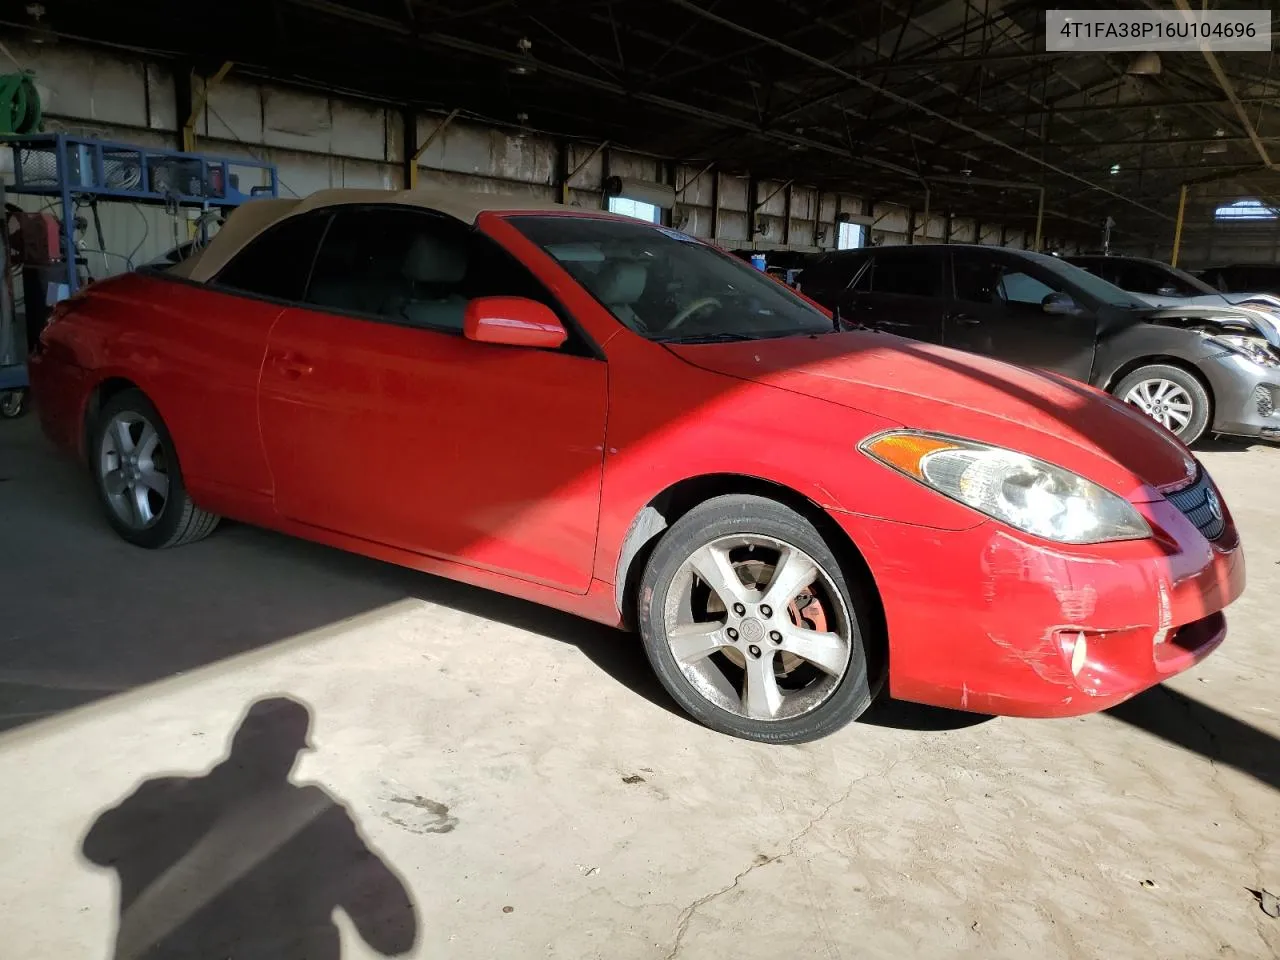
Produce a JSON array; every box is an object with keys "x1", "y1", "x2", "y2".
[{"x1": 1, "y1": 413, "x2": 1277, "y2": 959}]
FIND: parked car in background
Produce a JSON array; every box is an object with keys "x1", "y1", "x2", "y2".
[
  {"x1": 1198, "y1": 263, "x2": 1280, "y2": 296},
  {"x1": 30, "y1": 191, "x2": 1244, "y2": 743},
  {"x1": 799, "y1": 244, "x2": 1280, "y2": 445},
  {"x1": 1067, "y1": 254, "x2": 1280, "y2": 326}
]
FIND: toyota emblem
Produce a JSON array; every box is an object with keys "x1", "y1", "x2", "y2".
[{"x1": 1206, "y1": 489, "x2": 1223, "y2": 522}]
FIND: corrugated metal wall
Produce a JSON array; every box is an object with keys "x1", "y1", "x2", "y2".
[{"x1": 2, "y1": 38, "x2": 1078, "y2": 277}]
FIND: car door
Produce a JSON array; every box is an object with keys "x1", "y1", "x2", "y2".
[
  {"x1": 257, "y1": 205, "x2": 609, "y2": 594},
  {"x1": 174, "y1": 209, "x2": 332, "y2": 499},
  {"x1": 946, "y1": 249, "x2": 1097, "y2": 379},
  {"x1": 845, "y1": 248, "x2": 948, "y2": 342}
]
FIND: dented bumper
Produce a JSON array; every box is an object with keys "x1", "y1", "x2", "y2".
[{"x1": 835, "y1": 496, "x2": 1245, "y2": 718}]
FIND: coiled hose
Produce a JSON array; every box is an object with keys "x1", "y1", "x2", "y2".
[{"x1": 0, "y1": 73, "x2": 41, "y2": 135}]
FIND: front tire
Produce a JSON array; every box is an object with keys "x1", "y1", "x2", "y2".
[
  {"x1": 1113, "y1": 364, "x2": 1211, "y2": 445},
  {"x1": 637, "y1": 494, "x2": 874, "y2": 744},
  {"x1": 90, "y1": 388, "x2": 219, "y2": 548}
]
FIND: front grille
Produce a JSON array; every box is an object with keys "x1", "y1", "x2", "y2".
[
  {"x1": 1254, "y1": 384, "x2": 1275, "y2": 419},
  {"x1": 1165, "y1": 470, "x2": 1227, "y2": 542}
]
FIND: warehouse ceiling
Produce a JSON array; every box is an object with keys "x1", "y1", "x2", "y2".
[{"x1": 11, "y1": 0, "x2": 1280, "y2": 239}]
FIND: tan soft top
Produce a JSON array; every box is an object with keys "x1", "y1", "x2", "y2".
[{"x1": 175, "y1": 186, "x2": 582, "y2": 283}]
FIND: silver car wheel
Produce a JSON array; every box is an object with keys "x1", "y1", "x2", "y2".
[
  {"x1": 1123, "y1": 378, "x2": 1194, "y2": 433},
  {"x1": 99, "y1": 411, "x2": 170, "y2": 530},
  {"x1": 662, "y1": 534, "x2": 853, "y2": 722}
]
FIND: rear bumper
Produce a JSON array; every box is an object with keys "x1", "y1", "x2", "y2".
[
  {"x1": 1198, "y1": 351, "x2": 1280, "y2": 439},
  {"x1": 835, "y1": 496, "x2": 1244, "y2": 717},
  {"x1": 27, "y1": 351, "x2": 88, "y2": 457}
]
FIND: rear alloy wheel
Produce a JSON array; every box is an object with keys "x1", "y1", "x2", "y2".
[
  {"x1": 1114, "y1": 364, "x2": 1211, "y2": 445},
  {"x1": 0, "y1": 389, "x2": 26, "y2": 418},
  {"x1": 637, "y1": 494, "x2": 873, "y2": 743},
  {"x1": 91, "y1": 389, "x2": 219, "y2": 548}
]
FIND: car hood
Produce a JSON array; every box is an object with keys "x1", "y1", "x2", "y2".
[
  {"x1": 667, "y1": 331, "x2": 1196, "y2": 502},
  {"x1": 1123, "y1": 302, "x2": 1280, "y2": 346}
]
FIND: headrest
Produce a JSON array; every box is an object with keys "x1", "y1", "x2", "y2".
[
  {"x1": 403, "y1": 232, "x2": 467, "y2": 284},
  {"x1": 596, "y1": 262, "x2": 646, "y2": 305}
]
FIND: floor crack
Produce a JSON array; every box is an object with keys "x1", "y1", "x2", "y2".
[{"x1": 663, "y1": 759, "x2": 899, "y2": 960}]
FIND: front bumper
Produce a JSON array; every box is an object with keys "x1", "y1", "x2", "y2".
[
  {"x1": 1198, "y1": 351, "x2": 1280, "y2": 439},
  {"x1": 836, "y1": 495, "x2": 1244, "y2": 717}
]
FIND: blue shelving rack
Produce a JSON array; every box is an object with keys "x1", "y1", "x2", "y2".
[{"x1": 0, "y1": 133, "x2": 279, "y2": 404}]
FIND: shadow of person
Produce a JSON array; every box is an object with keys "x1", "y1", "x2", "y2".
[{"x1": 81, "y1": 696, "x2": 418, "y2": 959}]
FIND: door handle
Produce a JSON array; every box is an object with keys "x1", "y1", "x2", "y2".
[
  {"x1": 272, "y1": 352, "x2": 314, "y2": 379},
  {"x1": 948, "y1": 312, "x2": 982, "y2": 326}
]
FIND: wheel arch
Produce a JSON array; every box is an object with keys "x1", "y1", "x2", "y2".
[
  {"x1": 1101, "y1": 354, "x2": 1213, "y2": 399},
  {"x1": 613, "y1": 473, "x2": 888, "y2": 683},
  {"x1": 1101, "y1": 355, "x2": 1215, "y2": 428},
  {"x1": 82, "y1": 376, "x2": 144, "y2": 461}
]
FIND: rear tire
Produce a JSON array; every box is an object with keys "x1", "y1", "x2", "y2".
[
  {"x1": 636, "y1": 494, "x2": 874, "y2": 744},
  {"x1": 0, "y1": 389, "x2": 26, "y2": 418},
  {"x1": 90, "y1": 388, "x2": 219, "y2": 548},
  {"x1": 1113, "y1": 364, "x2": 1211, "y2": 446}
]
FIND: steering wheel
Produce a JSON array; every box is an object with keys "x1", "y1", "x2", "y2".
[{"x1": 664, "y1": 297, "x2": 722, "y2": 331}]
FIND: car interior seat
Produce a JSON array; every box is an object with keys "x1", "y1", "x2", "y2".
[
  {"x1": 394, "y1": 233, "x2": 470, "y2": 330},
  {"x1": 594, "y1": 261, "x2": 647, "y2": 329}
]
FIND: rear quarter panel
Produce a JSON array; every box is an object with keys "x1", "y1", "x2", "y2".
[{"x1": 47, "y1": 273, "x2": 282, "y2": 500}]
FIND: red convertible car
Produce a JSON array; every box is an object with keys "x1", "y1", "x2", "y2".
[{"x1": 30, "y1": 189, "x2": 1245, "y2": 743}]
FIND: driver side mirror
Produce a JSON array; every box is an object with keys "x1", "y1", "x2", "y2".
[
  {"x1": 1042, "y1": 291, "x2": 1079, "y2": 316},
  {"x1": 464, "y1": 297, "x2": 567, "y2": 349}
]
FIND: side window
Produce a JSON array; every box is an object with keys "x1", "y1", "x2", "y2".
[
  {"x1": 999, "y1": 270, "x2": 1058, "y2": 306},
  {"x1": 304, "y1": 207, "x2": 555, "y2": 333},
  {"x1": 870, "y1": 255, "x2": 943, "y2": 297},
  {"x1": 212, "y1": 212, "x2": 330, "y2": 301},
  {"x1": 955, "y1": 255, "x2": 1061, "y2": 308},
  {"x1": 953, "y1": 255, "x2": 1003, "y2": 304}
]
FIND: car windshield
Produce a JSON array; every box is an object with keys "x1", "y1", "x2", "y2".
[
  {"x1": 509, "y1": 215, "x2": 833, "y2": 342},
  {"x1": 1160, "y1": 263, "x2": 1217, "y2": 294},
  {"x1": 1023, "y1": 251, "x2": 1149, "y2": 309}
]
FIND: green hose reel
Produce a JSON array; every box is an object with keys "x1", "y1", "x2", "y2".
[{"x1": 0, "y1": 73, "x2": 41, "y2": 135}]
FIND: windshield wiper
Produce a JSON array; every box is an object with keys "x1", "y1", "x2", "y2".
[{"x1": 652, "y1": 332, "x2": 758, "y2": 343}]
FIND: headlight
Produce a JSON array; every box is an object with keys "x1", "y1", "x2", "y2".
[
  {"x1": 862, "y1": 432, "x2": 1151, "y2": 544},
  {"x1": 1205, "y1": 333, "x2": 1280, "y2": 367}
]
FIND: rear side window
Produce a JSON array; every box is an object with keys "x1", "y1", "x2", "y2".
[
  {"x1": 869, "y1": 254, "x2": 944, "y2": 297},
  {"x1": 213, "y1": 212, "x2": 330, "y2": 301}
]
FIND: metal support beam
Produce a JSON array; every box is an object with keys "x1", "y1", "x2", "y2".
[
  {"x1": 747, "y1": 175, "x2": 759, "y2": 242},
  {"x1": 906, "y1": 207, "x2": 916, "y2": 245},
  {"x1": 1171, "y1": 0, "x2": 1274, "y2": 171},
  {"x1": 563, "y1": 140, "x2": 609, "y2": 202},
  {"x1": 183, "y1": 60, "x2": 233, "y2": 152},
  {"x1": 1033, "y1": 187, "x2": 1045, "y2": 252},
  {"x1": 401, "y1": 109, "x2": 417, "y2": 189},
  {"x1": 663, "y1": 0, "x2": 1170, "y2": 221},
  {"x1": 710, "y1": 168, "x2": 720, "y2": 241},
  {"x1": 755, "y1": 179, "x2": 793, "y2": 213},
  {"x1": 1171, "y1": 184, "x2": 1188, "y2": 267},
  {"x1": 783, "y1": 183, "x2": 792, "y2": 246},
  {"x1": 676, "y1": 160, "x2": 715, "y2": 199},
  {"x1": 408, "y1": 108, "x2": 459, "y2": 190}
]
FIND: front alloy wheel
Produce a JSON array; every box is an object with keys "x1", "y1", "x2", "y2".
[
  {"x1": 1113, "y1": 363, "x2": 1211, "y2": 445},
  {"x1": 638, "y1": 494, "x2": 874, "y2": 743}
]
